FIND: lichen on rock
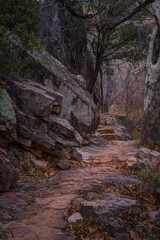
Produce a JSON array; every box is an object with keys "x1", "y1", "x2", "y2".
[{"x1": 0, "y1": 88, "x2": 16, "y2": 132}]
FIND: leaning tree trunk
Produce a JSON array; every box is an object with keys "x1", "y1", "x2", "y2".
[{"x1": 143, "y1": 0, "x2": 160, "y2": 145}]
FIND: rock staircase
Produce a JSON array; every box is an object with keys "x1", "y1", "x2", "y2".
[
  {"x1": 96, "y1": 113, "x2": 132, "y2": 141},
  {"x1": 97, "y1": 126, "x2": 115, "y2": 140}
]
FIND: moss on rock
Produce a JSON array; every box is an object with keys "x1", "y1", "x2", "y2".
[{"x1": 0, "y1": 88, "x2": 16, "y2": 131}]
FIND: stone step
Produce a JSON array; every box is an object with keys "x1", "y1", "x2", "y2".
[
  {"x1": 97, "y1": 128, "x2": 114, "y2": 134},
  {"x1": 100, "y1": 114, "x2": 118, "y2": 126},
  {"x1": 97, "y1": 125, "x2": 105, "y2": 129},
  {"x1": 101, "y1": 133, "x2": 115, "y2": 141}
]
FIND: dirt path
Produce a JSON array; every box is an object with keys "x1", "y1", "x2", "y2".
[{"x1": 0, "y1": 115, "x2": 159, "y2": 240}]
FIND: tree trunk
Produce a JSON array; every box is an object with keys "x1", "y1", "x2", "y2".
[
  {"x1": 104, "y1": 65, "x2": 113, "y2": 112},
  {"x1": 143, "y1": 0, "x2": 160, "y2": 145},
  {"x1": 87, "y1": 58, "x2": 101, "y2": 93}
]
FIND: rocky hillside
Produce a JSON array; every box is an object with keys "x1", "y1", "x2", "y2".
[
  {"x1": 0, "y1": 43, "x2": 99, "y2": 192},
  {"x1": 38, "y1": 0, "x2": 103, "y2": 105},
  {"x1": 38, "y1": 0, "x2": 94, "y2": 83}
]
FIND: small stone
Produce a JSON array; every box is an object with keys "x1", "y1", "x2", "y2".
[
  {"x1": 29, "y1": 153, "x2": 37, "y2": 162},
  {"x1": 69, "y1": 148, "x2": 82, "y2": 162},
  {"x1": 49, "y1": 172, "x2": 55, "y2": 177},
  {"x1": 92, "y1": 132, "x2": 101, "y2": 138},
  {"x1": 61, "y1": 151, "x2": 70, "y2": 160},
  {"x1": 82, "y1": 139, "x2": 89, "y2": 146},
  {"x1": 84, "y1": 134, "x2": 91, "y2": 141},
  {"x1": 56, "y1": 160, "x2": 71, "y2": 170},
  {"x1": 0, "y1": 156, "x2": 18, "y2": 192},
  {"x1": 135, "y1": 147, "x2": 160, "y2": 173},
  {"x1": 73, "y1": 198, "x2": 84, "y2": 207},
  {"x1": 31, "y1": 159, "x2": 48, "y2": 170},
  {"x1": 127, "y1": 156, "x2": 137, "y2": 167},
  {"x1": 68, "y1": 212, "x2": 83, "y2": 223}
]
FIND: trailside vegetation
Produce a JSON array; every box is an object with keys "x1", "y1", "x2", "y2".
[{"x1": 0, "y1": 0, "x2": 41, "y2": 77}]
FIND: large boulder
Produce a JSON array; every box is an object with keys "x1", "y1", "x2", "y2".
[
  {"x1": 0, "y1": 156, "x2": 18, "y2": 192},
  {"x1": 135, "y1": 147, "x2": 160, "y2": 173},
  {"x1": 17, "y1": 48, "x2": 99, "y2": 136},
  {"x1": 79, "y1": 194, "x2": 136, "y2": 237},
  {"x1": 6, "y1": 79, "x2": 83, "y2": 151}
]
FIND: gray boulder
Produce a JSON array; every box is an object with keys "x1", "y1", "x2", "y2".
[
  {"x1": 0, "y1": 156, "x2": 18, "y2": 192},
  {"x1": 7, "y1": 79, "x2": 83, "y2": 151},
  {"x1": 79, "y1": 194, "x2": 136, "y2": 237},
  {"x1": 7, "y1": 32, "x2": 99, "y2": 136},
  {"x1": 8, "y1": 38, "x2": 99, "y2": 136},
  {"x1": 4, "y1": 35, "x2": 99, "y2": 154},
  {"x1": 56, "y1": 159, "x2": 71, "y2": 170},
  {"x1": 135, "y1": 147, "x2": 160, "y2": 173},
  {"x1": 20, "y1": 49, "x2": 99, "y2": 135}
]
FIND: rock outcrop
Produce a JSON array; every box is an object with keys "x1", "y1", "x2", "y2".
[
  {"x1": 6, "y1": 79, "x2": 83, "y2": 151},
  {"x1": 0, "y1": 35, "x2": 99, "y2": 192},
  {"x1": 135, "y1": 147, "x2": 160, "y2": 173},
  {"x1": 18, "y1": 48, "x2": 99, "y2": 136},
  {"x1": 38, "y1": 0, "x2": 94, "y2": 83},
  {"x1": 2, "y1": 42, "x2": 99, "y2": 154}
]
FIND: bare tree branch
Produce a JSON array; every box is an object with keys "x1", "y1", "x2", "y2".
[
  {"x1": 59, "y1": 0, "x2": 155, "y2": 29},
  {"x1": 58, "y1": 0, "x2": 107, "y2": 19},
  {"x1": 103, "y1": 0, "x2": 155, "y2": 30}
]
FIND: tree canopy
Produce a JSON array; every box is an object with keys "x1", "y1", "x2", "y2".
[
  {"x1": 0, "y1": 0, "x2": 41, "y2": 77},
  {"x1": 60, "y1": 0, "x2": 154, "y2": 93}
]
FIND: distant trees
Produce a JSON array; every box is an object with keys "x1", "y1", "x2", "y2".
[
  {"x1": 110, "y1": 62, "x2": 145, "y2": 128},
  {"x1": 0, "y1": 0, "x2": 41, "y2": 77},
  {"x1": 60, "y1": 0, "x2": 154, "y2": 98}
]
